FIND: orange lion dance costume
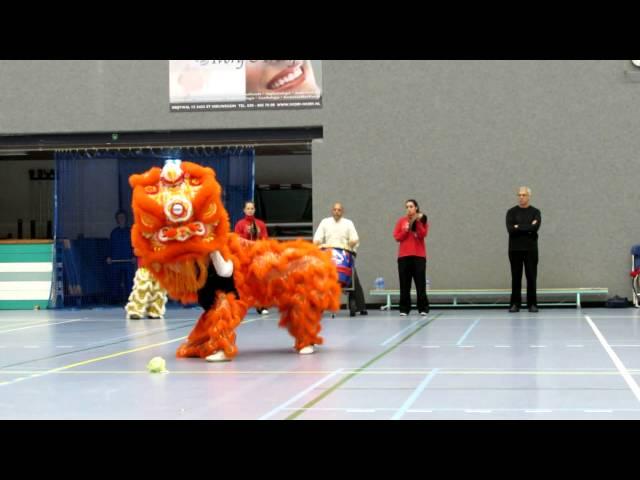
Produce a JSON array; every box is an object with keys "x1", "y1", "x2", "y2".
[{"x1": 129, "y1": 160, "x2": 341, "y2": 362}]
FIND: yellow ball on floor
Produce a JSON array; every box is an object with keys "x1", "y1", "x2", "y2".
[{"x1": 147, "y1": 356, "x2": 168, "y2": 373}]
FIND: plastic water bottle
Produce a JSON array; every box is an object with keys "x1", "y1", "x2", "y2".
[
  {"x1": 374, "y1": 277, "x2": 385, "y2": 290},
  {"x1": 425, "y1": 276, "x2": 432, "y2": 291}
]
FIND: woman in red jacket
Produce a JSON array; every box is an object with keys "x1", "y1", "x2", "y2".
[
  {"x1": 234, "y1": 201, "x2": 270, "y2": 315},
  {"x1": 393, "y1": 199, "x2": 429, "y2": 316},
  {"x1": 235, "y1": 201, "x2": 268, "y2": 241}
]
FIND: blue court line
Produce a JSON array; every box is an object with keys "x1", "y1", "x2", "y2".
[
  {"x1": 392, "y1": 368, "x2": 440, "y2": 420},
  {"x1": 456, "y1": 318, "x2": 481, "y2": 346}
]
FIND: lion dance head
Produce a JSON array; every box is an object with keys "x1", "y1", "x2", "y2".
[{"x1": 129, "y1": 160, "x2": 229, "y2": 304}]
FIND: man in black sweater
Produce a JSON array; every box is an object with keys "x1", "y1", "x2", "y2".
[{"x1": 506, "y1": 186, "x2": 541, "y2": 313}]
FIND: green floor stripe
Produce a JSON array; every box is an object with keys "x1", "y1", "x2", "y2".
[{"x1": 285, "y1": 313, "x2": 441, "y2": 420}]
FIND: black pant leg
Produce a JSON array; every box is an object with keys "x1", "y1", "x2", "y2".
[
  {"x1": 413, "y1": 257, "x2": 429, "y2": 312},
  {"x1": 509, "y1": 250, "x2": 524, "y2": 307},
  {"x1": 349, "y1": 267, "x2": 367, "y2": 311},
  {"x1": 523, "y1": 249, "x2": 538, "y2": 307},
  {"x1": 198, "y1": 264, "x2": 238, "y2": 311},
  {"x1": 398, "y1": 257, "x2": 413, "y2": 313}
]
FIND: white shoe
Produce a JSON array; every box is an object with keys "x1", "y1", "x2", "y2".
[
  {"x1": 299, "y1": 345, "x2": 315, "y2": 355},
  {"x1": 260, "y1": 309, "x2": 269, "y2": 315},
  {"x1": 206, "y1": 351, "x2": 231, "y2": 362},
  {"x1": 127, "y1": 313, "x2": 142, "y2": 320},
  {"x1": 399, "y1": 312, "x2": 408, "y2": 317},
  {"x1": 420, "y1": 311, "x2": 428, "y2": 316}
]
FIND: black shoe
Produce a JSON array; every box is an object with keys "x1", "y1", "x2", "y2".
[
  {"x1": 360, "y1": 310, "x2": 368, "y2": 315},
  {"x1": 509, "y1": 305, "x2": 520, "y2": 313},
  {"x1": 349, "y1": 310, "x2": 356, "y2": 317},
  {"x1": 528, "y1": 305, "x2": 539, "y2": 313}
]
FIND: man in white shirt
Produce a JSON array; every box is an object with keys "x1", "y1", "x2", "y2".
[{"x1": 314, "y1": 202, "x2": 367, "y2": 317}]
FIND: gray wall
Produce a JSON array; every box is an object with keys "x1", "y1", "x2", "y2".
[{"x1": 1, "y1": 60, "x2": 639, "y2": 300}]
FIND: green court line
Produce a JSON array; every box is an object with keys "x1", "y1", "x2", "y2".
[{"x1": 285, "y1": 314, "x2": 442, "y2": 420}]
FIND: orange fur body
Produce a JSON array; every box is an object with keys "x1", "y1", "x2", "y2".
[{"x1": 129, "y1": 161, "x2": 341, "y2": 359}]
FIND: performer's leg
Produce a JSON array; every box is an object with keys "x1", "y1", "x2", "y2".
[
  {"x1": 146, "y1": 277, "x2": 167, "y2": 319},
  {"x1": 176, "y1": 291, "x2": 248, "y2": 360},
  {"x1": 280, "y1": 302, "x2": 324, "y2": 353},
  {"x1": 125, "y1": 267, "x2": 149, "y2": 319}
]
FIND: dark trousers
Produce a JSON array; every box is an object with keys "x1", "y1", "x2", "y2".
[
  {"x1": 508, "y1": 249, "x2": 538, "y2": 307},
  {"x1": 348, "y1": 267, "x2": 366, "y2": 312},
  {"x1": 398, "y1": 256, "x2": 429, "y2": 314},
  {"x1": 108, "y1": 262, "x2": 135, "y2": 304}
]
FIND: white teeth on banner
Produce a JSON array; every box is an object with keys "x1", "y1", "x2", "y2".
[{"x1": 269, "y1": 67, "x2": 303, "y2": 89}]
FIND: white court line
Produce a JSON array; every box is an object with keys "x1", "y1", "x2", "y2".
[
  {"x1": 0, "y1": 318, "x2": 83, "y2": 334},
  {"x1": 422, "y1": 345, "x2": 441, "y2": 349},
  {"x1": 391, "y1": 368, "x2": 440, "y2": 420},
  {"x1": 525, "y1": 409, "x2": 553, "y2": 413},
  {"x1": 529, "y1": 345, "x2": 546, "y2": 348},
  {"x1": 55, "y1": 346, "x2": 74, "y2": 349},
  {"x1": 494, "y1": 345, "x2": 512, "y2": 348},
  {"x1": 380, "y1": 320, "x2": 424, "y2": 346},
  {"x1": 609, "y1": 345, "x2": 640, "y2": 348},
  {"x1": 584, "y1": 314, "x2": 640, "y2": 405},
  {"x1": 259, "y1": 369, "x2": 345, "y2": 420},
  {"x1": 455, "y1": 318, "x2": 481, "y2": 346},
  {"x1": 567, "y1": 345, "x2": 584, "y2": 348},
  {"x1": 583, "y1": 409, "x2": 613, "y2": 413},
  {"x1": 464, "y1": 409, "x2": 493, "y2": 413},
  {"x1": 23, "y1": 346, "x2": 40, "y2": 349},
  {"x1": 346, "y1": 409, "x2": 376, "y2": 413},
  {"x1": 457, "y1": 345, "x2": 475, "y2": 349}
]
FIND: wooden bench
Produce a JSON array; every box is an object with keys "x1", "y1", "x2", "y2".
[{"x1": 368, "y1": 288, "x2": 609, "y2": 309}]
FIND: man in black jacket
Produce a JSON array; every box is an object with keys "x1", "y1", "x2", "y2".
[{"x1": 506, "y1": 186, "x2": 541, "y2": 313}]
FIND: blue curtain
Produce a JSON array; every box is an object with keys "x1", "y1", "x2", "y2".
[{"x1": 53, "y1": 146, "x2": 255, "y2": 308}]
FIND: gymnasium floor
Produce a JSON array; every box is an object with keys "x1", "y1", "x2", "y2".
[{"x1": 1, "y1": 306, "x2": 639, "y2": 419}]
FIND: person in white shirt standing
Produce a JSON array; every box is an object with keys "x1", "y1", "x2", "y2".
[{"x1": 314, "y1": 202, "x2": 367, "y2": 317}]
